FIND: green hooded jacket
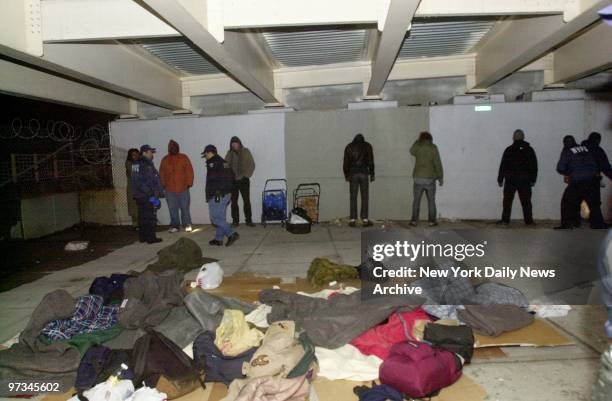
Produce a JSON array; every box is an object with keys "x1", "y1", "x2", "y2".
[{"x1": 410, "y1": 139, "x2": 443, "y2": 180}]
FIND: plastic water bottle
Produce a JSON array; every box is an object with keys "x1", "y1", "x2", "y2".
[{"x1": 107, "y1": 363, "x2": 128, "y2": 386}]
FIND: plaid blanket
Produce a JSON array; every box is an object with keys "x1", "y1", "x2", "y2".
[{"x1": 42, "y1": 295, "x2": 119, "y2": 340}]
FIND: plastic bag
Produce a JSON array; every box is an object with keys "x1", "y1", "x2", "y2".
[
  {"x1": 81, "y1": 379, "x2": 134, "y2": 401},
  {"x1": 125, "y1": 387, "x2": 167, "y2": 401},
  {"x1": 196, "y1": 262, "x2": 224, "y2": 289}
]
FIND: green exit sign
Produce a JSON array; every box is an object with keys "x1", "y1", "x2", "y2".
[{"x1": 474, "y1": 105, "x2": 492, "y2": 111}]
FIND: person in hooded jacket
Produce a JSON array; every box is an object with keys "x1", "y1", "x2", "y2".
[
  {"x1": 497, "y1": 129, "x2": 538, "y2": 225},
  {"x1": 131, "y1": 144, "x2": 163, "y2": 244},
  {"x1": 343, "y1": 133, "x2": 375, "y2": 227},
  {"x1": 125, "y1": 148, "x2": 140, "y2": 228},
  {"x1": 159, "y1": 140, "x2": 195, "y2": 233},
  {"x1": 556, "y1": 135, "x2": 606, "y2": 229},
  {"x1": 409, "y1": 132, "x2": 443, "y2": 226},
  {"x1": 225, "y1": 136, "x2": 256, "y2": 227}
]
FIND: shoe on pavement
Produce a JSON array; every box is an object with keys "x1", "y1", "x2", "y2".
[
  {"x1": 232, "y1": 222, "x2": 240, "y2": 228},
  {"x1": 147, "y1": 238, "x2": 163, "y2": 244},
  {"x1": 349, "y1": 220, "x2": 356, "y2": 227},
  {"x1": 429, "y1": 222, "x2": 438, "y2": 227},
  {"x1": 185, "y1": 225, "x2": 193, "y2": 232},
  {"x1": 168, "y1": 227, "x2": 179, "y2": 233},
  {"x1": 525, "y1": 221, "x2": 536, "y2": 226},
  {"x1": 209, "y1": 239, "x2": 223, "y2": 246},
  {"x1": 495, "y1": 220, "x2": 509, "y2": 225},
  {"x1": 553, "y1": 225, "x2": 573, "y2": 230},
  {"x1": 362, "y1": 220, "x2": 373, "y2": 227},
  {"x1": 246, "y1": 221, "x2": 256, "y2": 227},
  {"x1": 409, "y1": 221, "x2": 417, "y2": 226},
  {"x1": 226, "y1": 232, "x2": 240, "y2": 247}
]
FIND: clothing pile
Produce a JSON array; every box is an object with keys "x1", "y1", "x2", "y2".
[{"x1": 0, "y1": 244, "x2": 539, "y2": 401}]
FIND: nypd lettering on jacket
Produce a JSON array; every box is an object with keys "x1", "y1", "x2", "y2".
[{"x1": 570, "y1": 146, "x2": 589, "y2": 154}]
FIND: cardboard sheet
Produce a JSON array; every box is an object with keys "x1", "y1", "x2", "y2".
[{"x1": 475, "y1": 318, "x2": 573, "y2": 348}]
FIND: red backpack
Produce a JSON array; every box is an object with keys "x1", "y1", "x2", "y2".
[{"x1": 379, "y1": 341, "x2": 462, "y2": 398}]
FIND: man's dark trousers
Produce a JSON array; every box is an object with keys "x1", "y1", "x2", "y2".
[
  {"x1": 349, "y1": 173, "x2": 369, "y2": 220},
  {"x1": 561, "y1": 178, "x2": 605, "y2": 228},
  {"x1": 501, "y1": 179, "x2": 533, "y2": 224},
  {"x1": 136, "y1": 197, "x2": 157, "y2": 241},
  {"x1": 231, "y1": 177, "x2": 252, "y2": 224}
]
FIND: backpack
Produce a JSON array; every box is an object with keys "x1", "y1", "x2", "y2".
[
  {"x1": 379, "y1": 341, "x2": 462, "y2": 398},
  {"x1": 423, "y1": 323, "x2": 474, "y2": 363},
  {"x1": 75, "y1": 346, "x2": 132, "y2": 401},
  {"x1": 192, "y1": 331, "x2": 256, "y2": 385},
  {"x1": 131, "y1": 330, "x2": 206, "y2": 399}
]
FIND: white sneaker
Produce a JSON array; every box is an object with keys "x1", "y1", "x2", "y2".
[
  {"x1": 185, "y1": 225, "x2": 193, "y2": 232},
  {"x1": 168, "y1": 227, "x2": 179, "y2": 233}
]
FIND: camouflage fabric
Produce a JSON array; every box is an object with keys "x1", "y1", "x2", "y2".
[
  {"x1": 307, "y1": 258, "x2": 358, "y2": 287},
  {"x1": 147, "y1": 237, "x2": 217, "y2": 274}
]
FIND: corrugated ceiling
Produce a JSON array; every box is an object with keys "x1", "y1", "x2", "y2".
[
  {"x1": 262, "y1": 29, "x2": 368, "y2": 67},
  {"x1": 399, "y1": 20, "x2": 497, "y2": 59},
  {"x1": 140, "y1": 39, "x2": 220, "y2": 75}
]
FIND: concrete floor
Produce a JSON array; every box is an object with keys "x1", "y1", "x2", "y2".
[{"x1": 0, "y1": 222, "x2": 609, "y2": 401}]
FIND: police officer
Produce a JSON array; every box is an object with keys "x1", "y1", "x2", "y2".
[
  {"x1": 555, "y1": 135, "x2": 607, "y2": 230},
  {"x1": 202, "y1": 144, "x2": 240, "y2": 246},
  {"x1": 131, "y1": 144, "x2": 164, "y2": 243}
]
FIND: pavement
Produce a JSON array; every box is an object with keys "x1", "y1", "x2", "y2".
[{"x1": 0, "y1": 221, "x2": 609, "y2": 401}]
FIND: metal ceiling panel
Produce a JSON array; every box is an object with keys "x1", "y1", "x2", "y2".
[
  {"x1": 399, "y1": 19, "x2": 497, "y2": 59},
  {"x1": 140, "y1": 39, "x2": 220, "y2": 75},
  {"x1": 262, "y1": 29, "x2": 368, "y2": 67}
]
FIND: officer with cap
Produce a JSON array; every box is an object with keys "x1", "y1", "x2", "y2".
[
  {"x1": 131, "y1": 144, "x2": 164, "y2": 243},
  {"x1": 202, "y1": 144, "x2": 239, "y2": 246}
]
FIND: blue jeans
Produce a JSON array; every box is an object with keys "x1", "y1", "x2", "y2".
[
  {"x1": 411, "y1": 180, "x2": 437, "y2": 223},
  {"x1": 166, "y1": 190, "x2": 192, "y2": 228},
  {"x1": 209, "y1": 193, "x2": 234, "y2": 241}
]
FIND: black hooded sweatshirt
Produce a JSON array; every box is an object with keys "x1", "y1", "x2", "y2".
[
  {"x1": 497, "y1": 140, "x2": 538, "y2": 185},
  {"x1": 343, "y1": 134, "x2": 375, "y2": 179}
]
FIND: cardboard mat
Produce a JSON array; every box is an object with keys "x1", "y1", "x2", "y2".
[{"x1": 475, "y1": 318, "x2": 574, "y2": 348}]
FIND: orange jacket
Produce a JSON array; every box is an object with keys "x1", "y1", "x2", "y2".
[{"x1": 159, "y1": 153, "x2": 194, "y2": 193}]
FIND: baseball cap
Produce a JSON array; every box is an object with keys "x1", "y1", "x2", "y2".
[
  {"x1": 140, "y1": 144, "x2": 156, "y2": 153},
  {"x1": 201, "y1": 144, "x2": 217, "y2": 157}
]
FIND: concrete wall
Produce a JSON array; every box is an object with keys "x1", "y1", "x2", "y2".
[
  {"x1": 110, "y1": 113, "x2": 286, "y2": 224},
  {"x1": 285, "y1": 107, "x2": 429, "y2": 221},
  {"x1": 430, "y1": 100, "x2": 586, "y2": 220},
  {"x1": 20, "y1": 192, "x2": 80, "y2": 239}
]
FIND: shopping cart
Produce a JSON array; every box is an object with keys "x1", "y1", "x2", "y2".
[
  {"x1": 261, "y1": 179, "x2": 287, "y2": 227},
  {"x1": 293, "y1": 182, "x2": 321, "y2": 223}
]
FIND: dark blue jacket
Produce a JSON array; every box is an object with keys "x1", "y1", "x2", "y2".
[
  {"x1": 556, "y1": 145, "x2": 599, "y2": 183},
  {"x1": 584, "y1": 141, "x2": 612, "y2": 180},
  {"x1": 205, "y1": 154, "x2": 234, "y2": 201},
  {"x1": 131, "y1": 157, "x2": 163, "y2": 199}
]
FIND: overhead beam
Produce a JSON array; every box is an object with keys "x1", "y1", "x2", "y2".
[
  {"x1": 0, "y1": 58, "x2": 131, "y2": 114},
  {"x1": 367, "y1": 0, "x2": 421, "y2": 96},
  {"x1": 42, "y1": 0, "x2": 178, "y2": 42},
  {"x1": 185, "y1": 54, "x2": 477, "y2": 97},
  {"x1": 552, "y1": 21, "x2": 612, "y2": 83},
  {"x1": 39, "y1": 0, "x2": 572, "y2": 43},
  {"x1": 473, "y1": 0, "x2": 609, "y2": 89},
  {"x1": 0, "y1": 42, "x2": 183, "y2": 109},
  {"x1": 139, "y1": 0, "x2": 278, "y2": 103},
  {"x1": 0, "y1": 0, "x2": 42, "y2": 56}
]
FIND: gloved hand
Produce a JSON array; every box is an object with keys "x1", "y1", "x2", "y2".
[
  {"x1": 148, "y1": 196, "x2": 161, "y2": 209},
  {"x1": 438, "y1": 179, "x2": 444, "y2": 187},
  {"x1": 370, "y1": 175, "x2": 375, "y2": 183},
  {"x1": 498, "y1": 181, "x2": 503, "y2": 188}
]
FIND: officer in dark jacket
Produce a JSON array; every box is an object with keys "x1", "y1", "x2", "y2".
[
  {"x1": 555, "y1": 135, "x2": 606, "y2": 229},
  {"x1": 343, "y1": 133, "x2": 375, "y2": 227},
  {"x1": 585, "y1": 132, "x2": 612, "y2": 180},
  {"x1": 202, "y1": 144, "x2": 239, "y2": 246},
  {"x1": 131, "y1": 144, "x2": 163, "y2": 243},
  {"x1": 497, "y1": 129, "x2": 538, "y2": 225}
]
